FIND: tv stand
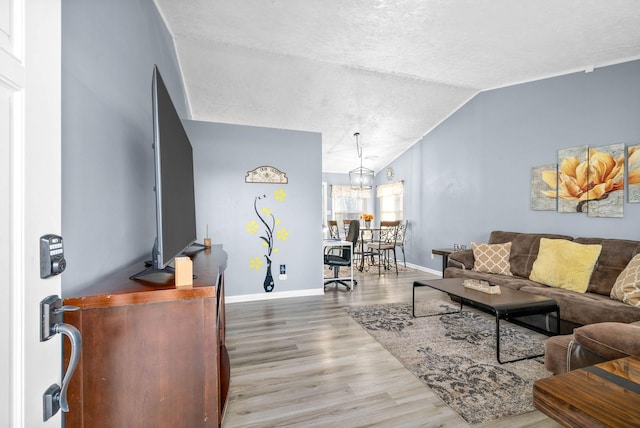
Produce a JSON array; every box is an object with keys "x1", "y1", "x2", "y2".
[
  {"x1": 129, "y1": 264, "x2": 175, "y2": 280},
  {"x1": 63, "y1": 246, "x2": 230, "y2": 427}
]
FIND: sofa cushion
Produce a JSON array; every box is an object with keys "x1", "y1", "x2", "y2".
[
  {"x1": 520, "y1": 285, "x2": 640, "y2": 325},
  {"x1": 610, "y1": 253, "x2": 640, "y2": 306},
  {"x1": 574, "y1": 237, "x2": 640, "y2": 296},
  {"x1": 471, "y1": 241, "x2": 513, "y2": 275},
  {"x1": 488, "y1": 231, "x2": 574, "y2": 278},
  {"x1": 529, "y1": 238, "x2": 602, "y2": 293},
  {"x1": 573, "y1": 322, "x2": 640, "y2": 361}
]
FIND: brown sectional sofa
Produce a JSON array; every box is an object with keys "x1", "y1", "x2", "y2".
[{"x1": 444, "y1": 230, "x2": 640, "y2": 373}]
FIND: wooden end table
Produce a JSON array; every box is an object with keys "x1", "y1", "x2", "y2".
[
  {"x1": 533, "y1": 356, "x2": 640, "y2": 427},
  {"x1": 431, "y1": 248, "x2": 454, "y2": 277}
]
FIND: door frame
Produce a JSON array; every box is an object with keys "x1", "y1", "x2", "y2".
[{"x1": 2, "y1": 1, "x2": 63, "y2": 426}]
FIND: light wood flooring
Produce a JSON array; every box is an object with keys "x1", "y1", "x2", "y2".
[{"x1": 222, "y1": 269, "x2": 561, "y2": 428}]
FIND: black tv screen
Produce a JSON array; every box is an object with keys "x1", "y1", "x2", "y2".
[
  {"x1": 130, "y1": 66, "x2": 197, "y2": 280},
  {"x1": 151, "y1": 66, "x2": 197, "y2": 270}
]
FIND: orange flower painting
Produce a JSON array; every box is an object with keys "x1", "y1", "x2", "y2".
[
  {"x1": 542, "y1": 144, "x2": 626, "y2": 217},
  {"x1": 629, "y1": 145, "x2": 640, "y2": 203}
]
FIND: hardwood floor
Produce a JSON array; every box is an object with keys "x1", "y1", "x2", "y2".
[{"x1": 222, "y1": 269, "x2": 561, "y2": 427}]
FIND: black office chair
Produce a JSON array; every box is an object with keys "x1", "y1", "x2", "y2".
[{"x1": 324, "y1": 220, "x2": 359, "y2": 291}]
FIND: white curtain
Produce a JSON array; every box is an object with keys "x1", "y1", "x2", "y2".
[
  {"x1": 376, "y1": 181, "x2": 403, "y2": 198},
  {"x1": 331, "y1": 184, "x2": 372, "y2": 199}
]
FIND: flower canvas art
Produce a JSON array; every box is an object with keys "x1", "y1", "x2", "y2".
[
  {"x1": 531, "y1": 164, "x2": 557, "y2": 211},
  {"x1": 555, "y1": 145, "x2": 589, "y2": 213},
  {"x1": 585, "y1": 143, "x2": 625, "y2": 217},
  {"x1": 629, "y1": 144, "x2": 640, "y2": 203},
  {"x1": 540, "y1": 144, "x2": 626, "y2": 217}
]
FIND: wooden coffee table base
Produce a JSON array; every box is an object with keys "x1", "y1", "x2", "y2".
[{"x1": 533, "y1": 356, "x2": 640, "y2": 428}]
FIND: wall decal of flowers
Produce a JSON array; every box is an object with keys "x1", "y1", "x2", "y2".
[
  {"x1": 246, "y1": 190, "x2": 289, "y2": 292},
  {"x1": 536, "y1": 144, "x2": 630, "y2": 217}
]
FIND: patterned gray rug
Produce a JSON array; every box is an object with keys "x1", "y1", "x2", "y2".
[{"x1": 347, "y1": 300, "x2": 551, "y2": 425}]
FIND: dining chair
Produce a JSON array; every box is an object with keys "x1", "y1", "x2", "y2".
[
  {"x1": 366, "y1": 220, "x2": 401, "y2": 275},
  {"x1": 327, "y1": 220, "x2": 340, "y2": 239},
  {"x1": 324, "y1": 220, "x2": 359, "y2": 290},
  {"x1": 343, "y1": 219, "x2": 352, "y2": 236},
  {"x1": 395, "y1": 220, "x2": 408, "y2": 267}
]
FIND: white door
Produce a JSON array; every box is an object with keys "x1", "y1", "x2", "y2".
[{"x1": 1, "y1": 1, "x2": 62, "y2": 427}]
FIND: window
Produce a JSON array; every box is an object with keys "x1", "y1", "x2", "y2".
[
  {"x1": 377, "y1": 181, "x2": 403, "y2": 221},
  {"x1": 331, "y1": 185, "x2": 371, "y2": 226}
]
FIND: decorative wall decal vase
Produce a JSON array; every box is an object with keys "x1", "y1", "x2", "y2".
[
  {"x1": 246, "y1": 191, "x2": 289, "y2": 293},
  {"x1": 263, "y1": 257, "x2": 274, "y2": 292}
]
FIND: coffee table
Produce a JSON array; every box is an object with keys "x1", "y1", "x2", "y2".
[
  {"x1": 412, "y1": 278, "x2": 559, "y2": 364},
  {"x1": 533, "y1": 356, "x2": 640, "y2": 427}
]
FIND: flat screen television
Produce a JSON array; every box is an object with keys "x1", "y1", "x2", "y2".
[{"x1": 131, "y1": 65, "x2": 197, "y2": 280}]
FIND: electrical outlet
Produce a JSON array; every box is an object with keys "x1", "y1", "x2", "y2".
[{"x1": 431, "y1": 254, "x2": 434, "y2": 259}]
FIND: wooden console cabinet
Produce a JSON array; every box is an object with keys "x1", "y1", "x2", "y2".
[{"x1": 63, "y1": 245, "x2": 229, "y2": 427}]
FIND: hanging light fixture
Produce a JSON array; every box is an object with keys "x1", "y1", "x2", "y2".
[{"x1": 349, "y1": 132, "x2": 374, "y2": 189}]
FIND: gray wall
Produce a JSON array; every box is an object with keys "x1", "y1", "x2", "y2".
[
  {"x1": 382, "y1": 60, "x2": 640, "y2": 273},
  {"x1": 60, "y1": 0, "x2": 640, "y2": 293},
  {"x1": 186, "y1": 121, "x2": 323, "y2": 297},
  {"x1": 62, "y1": 0, "x2": 188, "y2": 296}
]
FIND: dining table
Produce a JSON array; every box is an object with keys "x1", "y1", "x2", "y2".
[{"x1": 356, "y1": 226, "x2": 380, "y2": 271}]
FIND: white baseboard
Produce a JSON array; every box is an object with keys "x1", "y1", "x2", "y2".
[
  {"x1": 405, "y1": 262, "x2": 441, "y2": 277},
  {"x1": 226, "y1": 288, "x2": 324, "y2": 304},
  {"x1": 226, "y1": 263, "x2": 441, "y2": 304}
]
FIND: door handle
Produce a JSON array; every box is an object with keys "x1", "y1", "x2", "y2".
[{"x1": 40, "y1": 295, "x2": 82, "y2": 421}]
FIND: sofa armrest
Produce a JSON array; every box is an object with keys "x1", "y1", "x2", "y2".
[
  {"x1": 568, "y1": 340, "x2": 608, "y2": 372},
  {"x1": 448, "y1": 249, "x2": 474, "y2": 270},
  {"x1": 573, "y1": 322, "x2": 640, "y2": 361}
]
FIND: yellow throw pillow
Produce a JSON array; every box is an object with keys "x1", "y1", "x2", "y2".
[
  {"x1": 610, "y1": 253, "x2": 640, "y2": 306},
  {"x1": 472, "y1": 242, "x2": 513, "y2": 276},
  {"x1": 529, "y1": 238, "x2": 602, "y2": 293}
]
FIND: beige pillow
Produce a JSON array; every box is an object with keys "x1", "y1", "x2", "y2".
[
  {"x1": 610, "y1": 253, "x2": 640, "y2": 306},
  {"x1": 472, "y1": 242, "x2": 513, "y2": 276},
  {"x1": 529, "y1": 238, "x2": 602, "y2": 293}
]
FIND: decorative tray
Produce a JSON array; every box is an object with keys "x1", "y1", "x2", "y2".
[{"x1": 463, "y1": 279, "x2": 501, "y2": 294}]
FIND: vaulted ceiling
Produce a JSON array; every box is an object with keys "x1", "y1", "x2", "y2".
[{"x1": 155, "y1": 0, "x2": 640, "y2": 174}]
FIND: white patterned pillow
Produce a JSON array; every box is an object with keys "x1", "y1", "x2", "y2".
[
  {"x1": 610, "y1": 254, "x2": 640, "y2": 306},
  {"x1": 472, "y1": 242, "x2": 513, "y2": 276}
]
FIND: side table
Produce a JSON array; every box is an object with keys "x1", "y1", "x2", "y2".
[
  {"x1": 533, "y1": 356, "x2": 640, "y2": 427},
  {"x1": 431, "y1": 248, "x2": 454, "y2": 277}
]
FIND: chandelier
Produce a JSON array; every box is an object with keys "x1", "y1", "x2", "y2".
[{"x1": 349, "y1": 132, "x2": 374, "y2": 189}]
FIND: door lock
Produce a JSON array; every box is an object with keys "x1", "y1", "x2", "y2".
[{"x1": 40, "y1": 234, "x2": 66, "y2": 278}]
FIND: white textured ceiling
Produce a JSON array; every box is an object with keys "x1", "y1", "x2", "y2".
[{"x1": 155, "y1": 0, "x2": 640, "y2": 173}]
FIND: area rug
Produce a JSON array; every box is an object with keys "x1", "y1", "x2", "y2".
[{"x1": 346, "y1": 300, "x2": 550, "y2": 425}]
